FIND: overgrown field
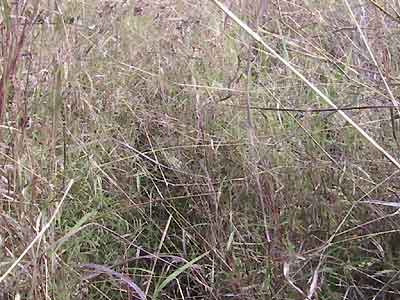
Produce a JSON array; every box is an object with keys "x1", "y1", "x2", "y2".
[{"x1": 2, "y1": 1, "x2": 400, "y2": 299}]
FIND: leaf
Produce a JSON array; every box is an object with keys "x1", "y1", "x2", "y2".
[
  {"x1": 152, "y1": 251, "x2": 209, "y2": 299},
  {"x1": 81, "y1": 263, "x2": 146, "y2": 300}
]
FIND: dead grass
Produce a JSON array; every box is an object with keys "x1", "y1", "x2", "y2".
[{"x1": 2, "y1": 0, "x2": 400, "y2": 299}]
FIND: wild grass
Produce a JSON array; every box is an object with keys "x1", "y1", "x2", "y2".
[{"x1": 2, "y1": 0, "x2": 400, "y2": 299}]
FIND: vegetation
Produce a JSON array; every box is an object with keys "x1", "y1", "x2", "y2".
[{"x1": 2, "y1": 0, "x2": 400, "y2": 299}]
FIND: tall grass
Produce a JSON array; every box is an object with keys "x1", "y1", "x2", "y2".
[{"x1": 2, "y1": 0, "x2": 400, "y2": 299}]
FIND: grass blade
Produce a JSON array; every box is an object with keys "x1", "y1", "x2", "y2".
[{"x1": 152, "y1": 251, "x2": 209, "y2": 299}]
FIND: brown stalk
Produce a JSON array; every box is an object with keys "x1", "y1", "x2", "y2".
[
  {"x1": 243, "y1": 0, "x2": 281, "y2": 261},
  {"x1": 0, "y1": 2, "x2": 34, "y2": 135}
]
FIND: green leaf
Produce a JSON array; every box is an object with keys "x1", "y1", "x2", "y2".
[{"x1": 152, "y1": 251, "x2": 209, "y2": 299}]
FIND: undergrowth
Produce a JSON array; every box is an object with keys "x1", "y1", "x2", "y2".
[{"x1": 2, "y1": 0, "x2": 400, "y2": 299}]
